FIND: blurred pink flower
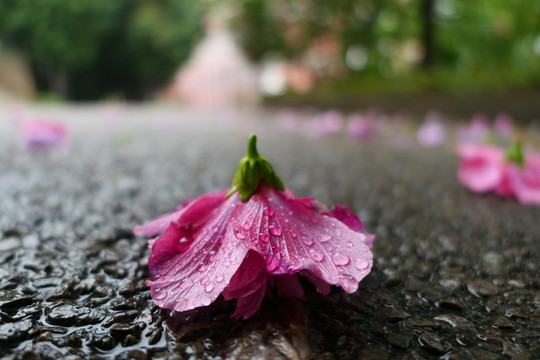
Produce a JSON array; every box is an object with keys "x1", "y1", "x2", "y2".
[
  {"x1": 347, "y1": 113, "x2": 376, "y2": 140},
  {"x1": 135, "y1": 136, "x2": 374, "y2": 319},
  {"x1": 305, "y1": 110, "x2": 344, "y2": 138},
  {"x1": 456, "y1": 143, "x2": 540, "y2": 205},
  {"x1": 417, "y1": 113, "x2": 446, "y2": 147},
  {"x1": 20, "y1": 120, "x2": 68, "y2": 150},
  {"x1": 456, "y1": 113, "x2": 490, "y2": 144}
]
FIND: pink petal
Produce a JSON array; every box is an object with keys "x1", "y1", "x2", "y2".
[
  {"x1": 20, "y1": 121, "x2": 68, "y2": 149},
  {"x1": 134, "y1": 210, "x2": 185, "y2": 237},
  {"x1": 147, "y1": 194, "x2": 249, "y2": 312},
  {"x1": 327, "y1": 205, "x2": 364, "y2": 232},
  {"x1": 230, "y1": 185, "x2": 373, "y2": 294},
  {"x1": 222, "y1": 251, "x2": 267, "y2": 300},
  {"x1": 417, "y1": 119, "x2": 445, "y2": 147},
  {"x1": 222, "y1": 251, "x2": 268, "y2": 319},
  {"x1": 230, "y1": 283, "x2": 266, "y2": 320},
  {"x1": 134, "y1": 190, "x2": 227, "y2": 237},
  {"x1": 327, "y1": 206, "x2": 375, "y2": 248},
  {"x1": 456, "y1": 144, "x2": 504, "y2": 193},
  {"x1": 507, "y1": 162, "x2": 540, "y2": 205}
]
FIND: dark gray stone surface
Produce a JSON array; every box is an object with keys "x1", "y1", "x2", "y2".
[{"x1": 0, "y1": 105, "x2": 539, "y2": 359}]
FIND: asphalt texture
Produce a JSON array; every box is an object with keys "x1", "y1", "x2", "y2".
[{"x1": 1, "y1": 105, "x2": 539, "y2": 359}]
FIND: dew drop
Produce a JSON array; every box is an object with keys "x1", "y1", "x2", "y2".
[
  {"x1": 241, "y1": 223, "x2": 250, "y2": 230},
  {"x1": 346, "y1": 241, "x2": 353, "y2": 247},
  {"x1": 302, "y1": 237, "x2": 314, "y2": 246},
  {"x1": 180, "y1": 279, "x2": 193, "y2": 289},
  {"x1": 332, "y1": 254, "x2": 350, "y2": 266},
  {"x1": 261, "y1": 235, "x2": 270, "y2": 243},
  {"x1": 174, "y1": 299, "x2": 188, "y2": 312},
  {"x1": 179, "y1": 237, "x2": 188, "y2": 244},
  {"x1": 319, "y1": 234, "x2": 331, "y2": 242},
  {"x1": 263, "y1": 208, "x2": 274, "y2": 216},
  {"x1": 216, "y1": 274, "x2": 224, "y2": 282},
  {"x1": 236, "y1": 233, "x2": 246, "y2": 240},
  {"x1": 205, "y1": 283, "x2": 215, "y2": 292},
  {"x1": 199, "y1": 264, "x2": 208, "y2": 272},
  {"x1": 335, "y1": 229, "x2": 342, "y2": 236},
  {"x1": 201, "y1": 297, "x2": 212, "y2": 306},
  {"x1": 354, "y1": 258, "x2": 370, "y2": 270},
  {"x1": 309, "y1": 249, "x2": 324, "y2": 262},
  {"x1": 291, "y1": 232, "x2": 297, "y2": 238},
  {"x1": 270, "y1": 227, "x2": 282, "y2": 236},
  {"x1": 201, "y1": 276, "x2": 210, "y2": 285},
  {"x1": 153, "y1": 288, "x2": 167, "y2": 300}
]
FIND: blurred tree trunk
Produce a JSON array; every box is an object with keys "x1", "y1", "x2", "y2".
[{"x1": 421, "y1": 0, "x2": 435, "y2": 67}]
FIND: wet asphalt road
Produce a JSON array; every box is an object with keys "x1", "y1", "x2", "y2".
[{"x1": 0, "y1": 105, "x2": 539, "y2": 359}]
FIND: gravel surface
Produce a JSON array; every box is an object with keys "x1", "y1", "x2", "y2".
[{"x1": 1, "y1": 105, "x2": 539, "y2": 359}]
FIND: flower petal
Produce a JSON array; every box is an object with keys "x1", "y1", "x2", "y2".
[
  {"x1": 147, "y1": 195, "x2": 249, "y2": 312},
  {"x1": 223, "y1": 251, "x2": 268, "y2": 319},
  {"x1": 507, "y1": 163, "x2": 540, "y2": 205},
  {"x1": 457, "y1": 145, "x2": 504, "y2": 193},
  {"x1": 230, "y1": 185, "x2": 373, "y2": 294},
  {"x1": 134, "y1": 190, "x2": 227, "y2": 237}
]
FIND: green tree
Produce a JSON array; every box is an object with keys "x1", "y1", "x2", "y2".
[{"x1": 0, "y1": 0, "x2": 202, "y2": 100}]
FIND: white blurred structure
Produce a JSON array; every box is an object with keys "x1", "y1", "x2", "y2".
[{"x1": 168, "y1": 25, "x2": 260, "y2": 108}]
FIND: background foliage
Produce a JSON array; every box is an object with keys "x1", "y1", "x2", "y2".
[{"x1": 0, "y1": 0, "x2": 202, "y2": 100}]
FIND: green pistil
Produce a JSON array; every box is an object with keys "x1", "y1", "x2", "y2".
[
  {"x1": 505, "y1": 141, "x2": 525, "y2": 168},
  {"x1": 227, "y1": 135, "x2": 284, "y2": 202}
]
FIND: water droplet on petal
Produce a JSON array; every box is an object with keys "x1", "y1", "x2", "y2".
[
  {"x1": 302, "y1": 237, "x2": 314, "y2": 246},
  {"x1": 319, "y1": 234, "x2": 331, "y2": 242},
  {"x1": 174, "y1": 299, "x2": 188, "y2": 312},
  {"x1": 309, "y1": 249, "x2": 324, "y2": 262},
  {"x1": 201, "y1": 276, "x2": 210, "y2": 285},
  {"x1": 216, "y1": 274, "x2": 224, "y2": 282},
  {"x1": 179, "y1": 237, "x2": 188, "y2": 244},
  {"x1": 205, "y1": 283, "x2": 215, "y2": 292},
  {"x1": 270, "y1": 227, "x2": 282, "y2": 236},
  {"x1": 241, "y1": 223, "x2": 250, "y2": 230},
  {"x1": 261, "y1": 235, "x2": 270, "y2": 243},
  {"x1": 335, "y1": 229, "x2": 342, "y2": 236},
  {"x1": 332, "y1": 254, "x2": 350, "y2": 266},
  {"x1": 346, "y1": 241, "x2": 353, "y2": 247},
  {"x1": 201, "y1": 297, "x2": 212, "y2": 306},
  {"x1": 236, "y1": 233, "x2": 246, "y2": 240},
  {"x1": 153, "y1": 288, "x2": 167, "y2": 300},
  {"x1": 291, "y1": 232, "x2": 297, "y2": 238},
  {"x1": 359, "y1": 233, "x2": 367, "y2": 242},
  {"x1": 180, "y1": 279, "x2": 193, "y2": 289},
  {"x1": 263, "y1": 208, "x2": 274, "y2": 216},
  {"x1": 354, "y1": 258, "x2": 370, "y2": 270}
]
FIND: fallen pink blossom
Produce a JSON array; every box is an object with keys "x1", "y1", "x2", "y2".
[
  {"x1": 135, "y1": 136, "x2": 375, "y2": 319},
  {"x1": 346, "y1": 113, "x2": 376, "y2": 140},
  {"x1": 417, "y1": 113, "x2": 446, "y2": 147},
  {"x1": 20, "y1": 120, "x2": 69, "y2": 150},
  {"x1": 456, "y1": 113, "x2": 489, "y2": 144},
  {"x1": 456, "y1": 143, "x2": 540, "y2": 205}
]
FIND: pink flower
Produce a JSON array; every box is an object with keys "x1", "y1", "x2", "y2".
[
  {"x1": 20, "y1": 120, "x2": 68, "y2": 150},
  {"x1": 417, "y1": 113, "x2": 446, "y2": 147},
  {"x1": 346, "y1": 113, "x2": 376, "y2": 140},
  {"x1": 135, "y1": 136, "x2": 374, "y2": 319},
  {"x1": 456, "y1": 113, "x2": 489, "y2": 144},
  {"x1": 456, "y1": 143, "x2": 540, "y2": 205}
]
